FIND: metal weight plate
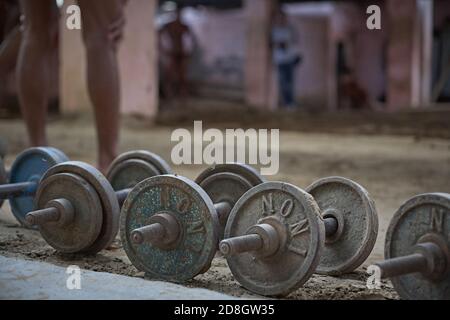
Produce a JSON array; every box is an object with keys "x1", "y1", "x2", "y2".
[
  {"x1": 224, "y1": 181, "x2": 325, "y2": 296},
  {"x1": 385, "y1": 193, "x2": 450, "y2": 300},
  {"x1": 34, "y1": 172, "x2": 103, "y2": 253},
  {"x1": 121, "y1": 175, "x2": 220, "y2": 282},
  {"x1": 107, "y1": 150, "x2": 172, "y2": 191},
  {"x1": 46, "y1": 147, "x2": 70, "y2": 164},
  {"x1": 306, "y1": 177, "x2": 378, "y2": 275},
  {"x1": 41, "y1": 161, "x2": 120, "y2": 254},
  {"x1": 9, "y1": 147, "x2": 69, "y2": 226},
  {"x1": 0, "y1": 158, "x2": 7, "y2": 208},
  {"x1": 195, "y1": 163, "x2": 265, "y2": 229}
]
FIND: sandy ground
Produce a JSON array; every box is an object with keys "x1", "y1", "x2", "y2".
[{"x1": 0, "y1": 107, "x2": 449, "y2": 299}]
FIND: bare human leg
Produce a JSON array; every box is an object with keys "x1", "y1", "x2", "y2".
[
  {"x1": 78, "y1": 0, "x2": 126, "y2": 173},
  {"x1": 16, "y1": 0, "x2": 58, "y2": 147}
]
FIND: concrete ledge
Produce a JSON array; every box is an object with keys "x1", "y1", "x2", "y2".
[{"x1": 0, "y1": 256, "x2": 236, "y2": 300}]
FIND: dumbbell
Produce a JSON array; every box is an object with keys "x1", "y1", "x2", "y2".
[
  {"x1": 24, "y1": 150, "x2": 172, "y2": 254},
  {"x1": 0, "y1": 147, "x2": 69, "y2": 223},
  {"x1": 120, "y1": 163, "x2": 265, "y2": 282},
  {"x1": 218, "y1": 177, "x2": 378, "y2": 296},
  {"x1": 373, "y1": 193, "x2": 449, "y2": 300}
]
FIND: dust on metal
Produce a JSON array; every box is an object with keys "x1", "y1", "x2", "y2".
[
  {"x1": 39, "y1": 161, "x2": 120, "y2": 254},
  {"x1": 107, "y1": 150, "x2": 172, "y2": 191},
  {"x1": 379, "y1": 193, "x2": 450, "y2": 300},
  {"x1": 306, "y1": 176, "x2": 379, "y2": 275},
  {"x1": 221, "y1": 181, "x2": 324, "y2": 296},
  {"x1": 31, "y1": 172, "x2": 103, "y2": 253},
  {"x1": 121, "y1": 175, "x2": 219, "y2": 282},
  {"x1": 195, "y1": 163, "x2": 265, "y2": 235}
]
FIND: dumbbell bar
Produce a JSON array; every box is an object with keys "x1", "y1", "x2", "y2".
[
  {"x1": 219, "y1": 177, "x2": 378, "y2": 296},
  {"x1": 25, "y1": 188, "x2": 132, "y2": 226},
  {"x1": 220, "y1": 214, "x2": 339, "y2": 256},
  {"x1": 373, "y1": 193, "x2": 449, "y2": 300}
]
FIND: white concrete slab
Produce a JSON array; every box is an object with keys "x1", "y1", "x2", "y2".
[{"x1": 0, "y1": 255, "x2": 236, "y2": 300}]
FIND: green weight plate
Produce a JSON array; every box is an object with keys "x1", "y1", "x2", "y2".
[
  {"x1": 107, "y1": 150, "x2": 172, "y2": 191},
  {"x1": 41, "y1": 161, "x2": 120, "y2": 254},
  {"x1": 9, "y1": 147, "x2": 69, "y2": 226},
  {"x1": 34, "y1": 172, "x2": 103, "y2": 253},
  {"x1": 224, "y1": 181, "x2": 324, "y2": 296},
  {"x1": 121, "y1": 175, "x2": 219, "y2": 282},
  {"x1": 385, "y1": 193, "x2": 450, "y2": 300},
  {"x1": 306, "y1": 177, "x2": 378, "y2": 275}
]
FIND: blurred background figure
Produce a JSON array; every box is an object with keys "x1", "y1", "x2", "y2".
[
  {"x1": 338, "y1": 68, "x2": 370, "y2": 110},
  {"x1": 158, "y1": 6, "x2": 194, "y2": 104},
  {"x1": 271, "y1": 6, "x2": 301, "y2": 110},
  {"x1": 16, "y1": 0, "x2": 127, "y2": 172},
  {"x1": 0, "y1": 0, "x2": 21, "y2": 114}
]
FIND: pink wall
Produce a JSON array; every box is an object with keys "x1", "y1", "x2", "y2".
[
  {"x1": 330, "y1": 2, "x2": 387, "y2": 104},
  {"x1": 185, "y1": 4, "x2": 333, "y2": 109}
]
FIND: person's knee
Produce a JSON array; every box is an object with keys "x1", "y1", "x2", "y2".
[
  {"x1": 82, "y1": 21, "x2": 123, "y2": 52},
  {"x1": 21, "y1": 19, "x2": 57, "y2": 48},
  {"x1": 83, "y1": 30, "x2": 115, "y2": 54}
]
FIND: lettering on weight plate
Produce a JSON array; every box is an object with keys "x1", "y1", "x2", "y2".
[
  {"x1": 262, "y1": 193, "x2": 275, "y2": 216},
  {"x1": 287, "y1": 244, "x2": 307, "y2": 256},
  {"x1": 280, "y1": 199, "x2": 294, "y2": 217},
  {"x1": 160, "y1": 186, "x2": 170, "y2": 208},
  {"x1": 430, "y1": 208, "x2": 444, "y2": 233},
  {"x1": 177, "y1": 197, "x2": 191, "y2": 213},
  {"x1": 289, "y1": 218, "x2": 309, "y2": 238},
  {"x1": 186, "y1": 219, "x2": 205, "y2": 235},
  {"x1": 185, "y1": 220, "x2": 206, "y2": 253},
  {"x1": 287, "y1": 218, "x2": 309, "y2": 256}
]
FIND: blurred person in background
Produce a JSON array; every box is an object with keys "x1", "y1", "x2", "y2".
[
  {"x1": 0, "y1": 0, "x2": 21, "y2": 112},
  {"x1": 159, "y1": 7, "x2": 194, "y2": 103},
  {"x1": 271, "y1": 7, "x2": 301, "y2": 110},
  {"x1": 16, "y1": 0, "x2": 127, "y2": 173}
]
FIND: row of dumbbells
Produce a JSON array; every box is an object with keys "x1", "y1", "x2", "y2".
[{"x1": 0, "y1": 147, "x2": 448, "y2": 299}]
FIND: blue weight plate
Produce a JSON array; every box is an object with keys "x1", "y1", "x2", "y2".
[
  {"x1": 46, "y1": 147, "x2": 69, "y2": 163},
  {"x1": 9, "y1": 147, "x2": 69, "y2": 226}
]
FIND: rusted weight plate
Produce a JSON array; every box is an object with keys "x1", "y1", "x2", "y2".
[
  {"x1": 0, "y1": 158, "x2": 7, "y2": 208},
  {"x1": 9, "y1": 147, "x2": 69, "y2": 226},
  {"x1": 41, "y1": 161, "x2": 120, "y2": 254},
  {"x1": 121, "y1": 175, "x2": 219, "y2": 282},
  {"x1": 34, "y1": 172, "x2": 103, "y2": 253},
  {"x1": 385, "y1": 193, "x2": 450, "y2": 300},
  {"x1": 107, "y1": 150, "x2": 172, "y2": 191},
  {"x1": 195, "y1": 163, "x2": 265, "y2": 228},
  {"x1": 306, "y1": 177, "x2": 378, "y2": 275},
  {"x1": 224, "y1": 181, "x2": 324, "y2": 296}
]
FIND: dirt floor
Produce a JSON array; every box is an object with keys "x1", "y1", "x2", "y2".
[{"x1": 1, "y1": 104, "x2": 449, "y2": 300}]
